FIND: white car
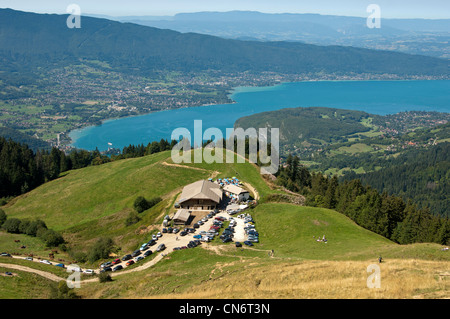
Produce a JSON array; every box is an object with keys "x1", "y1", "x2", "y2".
[
  {"x1": 152, "y1": 234, "x2": 158, "y2": 240},
  {"x1": 67, "y1": 265, "x2": 82, "y2": 272},
  {"x1": 25, "y1": 257, "x2": 33, "y2": 261},
  {"x1": 83, "y1": 269, "x2": 94, "y2": 275},
  {"x1": 40, "y1": 260, "x2": 52, "y2": 265},
  {"x1": 156, "y1": 232, "x2": 162, "y2": 238}
]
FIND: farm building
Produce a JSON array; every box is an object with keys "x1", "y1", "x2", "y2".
[
  {"x1": 223, "y1": 184, "x2": 250, "y2": 202},
  {"x1": 177, "y1": 180, "x2": 223, "y2": 210},
  {"x1": 173, "y1": 209, "x2": 191, "y2": 225}
]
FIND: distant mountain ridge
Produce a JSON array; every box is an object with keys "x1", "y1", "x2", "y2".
[
  {"x1": 104, "y1": 10, "x2": 450, "y2": 59},
  {"x1": 0, "y1": 8, "x2": 448, "y2": 77}
]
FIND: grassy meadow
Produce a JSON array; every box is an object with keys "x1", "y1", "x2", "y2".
[{"x1": 0, "y1": 149, "x2": 449, "y2": 299}]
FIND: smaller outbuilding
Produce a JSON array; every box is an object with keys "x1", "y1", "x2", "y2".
[
  {"x1": 223, "y1": 184, "x2": 250, "y2": 202},
  {"x1": 173, "y1": 209, "x2": 191, "y2": 225}
]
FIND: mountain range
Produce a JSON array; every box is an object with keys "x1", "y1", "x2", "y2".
[
  {"x1": 88, "y1": 10, "x2": 450, "y2": 59},
  {"x1": 0, "y1": 8, "x2": 448, "y2": 77}
]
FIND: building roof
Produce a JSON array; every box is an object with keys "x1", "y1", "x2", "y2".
[
  {"x1": 173, "y1": 209, "x2": 191, "y2": 222},
  {"x1": 178, "y1": 180, "x2": 223, "y2": 204},
  {"x1": 223, "y1": 184, "x2": 249, "y2": 195}
]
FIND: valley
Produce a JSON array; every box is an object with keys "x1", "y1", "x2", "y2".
[{"x1": 0, "y1": 6, "x2": 448, "y2": 303}]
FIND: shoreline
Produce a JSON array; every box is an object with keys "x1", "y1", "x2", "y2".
[{"x1": 66, "y1": 78, "x2": 450, "y2": 150}]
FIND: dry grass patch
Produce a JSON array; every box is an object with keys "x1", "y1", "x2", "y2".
[{"x1": 154, "y1": 258, "x2": 449, "y2": 299}]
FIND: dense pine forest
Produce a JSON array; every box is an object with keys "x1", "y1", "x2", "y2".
[
  {"x1": 0, "y1": 137, "x2": 176, "y2": 200},
  {"x1": 342, "y1": 142, "x2": 450, "y2": 218}
]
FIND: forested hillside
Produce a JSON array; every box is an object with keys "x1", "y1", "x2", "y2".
[
  {"x1": 274, "y1": 154, "x2": 450, "y2": 245},
  {"x1": 0, "y1": 137, "x2": 176, "y2": 199},
  {"x1": 342, "y1": 142, "x2": 450, "y2": 217},
  {"x1": 0, "y1": 9, "x2": 448, "y2": 77}
]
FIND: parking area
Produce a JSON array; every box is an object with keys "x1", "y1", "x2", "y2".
[{"x1": 4, "y1": 181, "x2": 259, "y2": 276}]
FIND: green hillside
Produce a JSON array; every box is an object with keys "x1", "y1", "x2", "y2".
[
  {"x1": 3, "y1": 151, "x2": 208, "y2": 230},
  {"x1": 1, "y1": 149, "x2": 449, "y2": 299},
  {"x1": 1, "y1": 150, "x2": 271, "y2": 253},
  {"x1": 252, "y1": 203, "x2": 394, "y2": 260}
]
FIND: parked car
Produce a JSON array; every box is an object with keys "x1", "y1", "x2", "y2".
[
  {"x1": 126, "y1": 260, "x2": 135, "y2": 266},
  {"x1": 193, "y1": 234, "x2": 202, "y2": 239},
  {"x1": 112, "y1": 258, "x2": 121, "y2": 265},
  {"x1": 162, "y1": 228, "x2": 168, "y2": 233},
  {"x1": 156, "y1": 243, "x2": 166, "y2": 252},
  {"x1": 235, "y1": 242, "x2": 242, "y2": 247},
  {"x1": 143, "y1": 250, "x2": 153, "y2": 257},
  {"x1": 112, "y1": 265, "x2": 123, "y2": 272},
  {"x1": 132, "y1": 249, "x2": 141, "y2": 257},
  {"x1": 157, "y1": 232, "x2": 162, "y2": 237},
  {"x1": 101, "y1": 266, "x2": 112, "y2": 272},
  {"x1": 243, "y1": 241, "x2": 254, "y2": 246},
  {"x1": 200, "y1": 236, "x2": 210, "y2": 242},
  {"x1": 67, "y1": 265, "x2": 82, "y2": 272},
  {"x1": 172, "y1": 228, "x2": 179, "y2": 234},
  {"x1": 83, "y1": 269, "x2": 94, "y2": 275},
  {"x1": 193, "y1": 223, "x2": 200, "y2": 229},
  {"x1": 148, "y1": 239, "x2": 156, "y2": 246},
  {"x1": 152, "y1": 235, "x2": 158, "y2": 241},
  {"x1": 122, "y1": 254, "x2": 132, "y2": 261},
  {"x1": 25, "y1": 257, "x2": 33, "y2": 261},
  {"x1": 180, "y1": 230, "x2": 188, "y2": 236},
  {"x1": 135, "y1": 256, "x2": 144, "y2": 262},
  {"x1": 55, "y1": 263, "x2": 65, "y2": 268},
  {"x1": 1, "y1": 252, "x2": 12, "y2": 257}
]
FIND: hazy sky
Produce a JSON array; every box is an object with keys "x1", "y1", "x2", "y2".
[{"x1": 0, "y1": 0, "x2": 449, "y2": 18}]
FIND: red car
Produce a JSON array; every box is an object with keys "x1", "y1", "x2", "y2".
[
  {"x1": 126, "y1": 260, "x2": 135, "y2": 266},
  {"x1": 112, "y1": 258, "x2": 121, "y2": 265}
]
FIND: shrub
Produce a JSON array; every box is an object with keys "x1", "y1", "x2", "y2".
[
  {"x1": 133, "y1": 196, "x2": 162, "y2": 213},
  {"x1": 125, "y1": 211, "x2": 141, "y2": 226},
  {"x1": 50, "y1": 281, "x2": 80, "y2": 299},
  {"x1": 133, "y1": 196, "x2": 150, "y2": 213},
  {"x1": 2, "y1": 218, "x2": 21, "y2": 233},
  {"x1": 88, "y1": 237, "x2": 115, "y2": 263},
  {"x1": 39, "y1": 229, "x2": 65, "y2": 247},
  {"x1": 25, "y1": 219, "x2": 47, "y2": 237},
  {"x1": 98, "y1": 272, "x2": 112, "y2": 283},
  {"x1": 0, "y1": 209, "x2": 7, "y2": 227}
]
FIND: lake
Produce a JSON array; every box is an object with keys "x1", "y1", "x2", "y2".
[{"x1": 69, "y1": 80, "x2": 450, "y2": 151}]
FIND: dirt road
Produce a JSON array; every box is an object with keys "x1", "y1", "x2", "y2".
[{"x1": 0, "y1": 262, "x2": 65, "y2": 282}]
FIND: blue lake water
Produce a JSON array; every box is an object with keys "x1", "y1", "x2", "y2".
[{"x1": 69, "y1": 80, "x2": 450, "y2": 151}]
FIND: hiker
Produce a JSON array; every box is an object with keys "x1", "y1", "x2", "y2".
[{"x1": 378, "y1": 256, "x2": 383, "y2": 263}]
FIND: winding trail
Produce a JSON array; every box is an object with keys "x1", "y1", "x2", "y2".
[{"x1": 0, "y1": 262, "x2": 65, "y2": 282}]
